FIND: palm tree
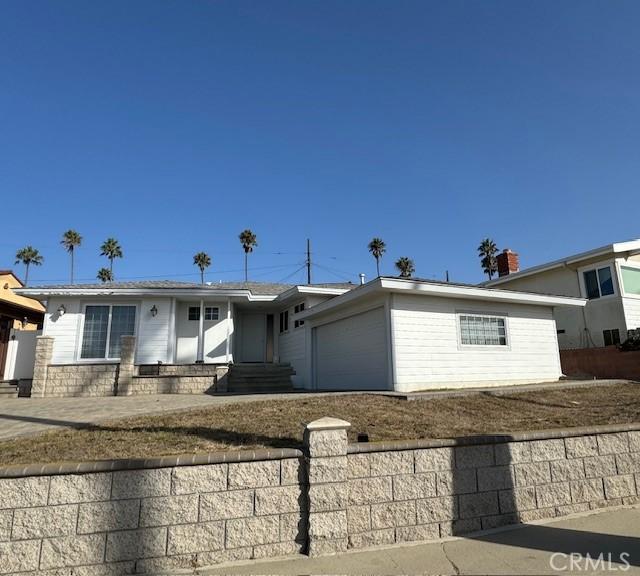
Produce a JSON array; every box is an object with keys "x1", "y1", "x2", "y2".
[
  {"x1": 96, "y1": 267, "x2": 113, "y2": 283},
  {"x1": 368, "y1": 237, "x2": 386, "y2": 277},
  {"x1": 100, "y1": 238, "x2": 123, "y2": 278},
  {"x1": 14, "y1": 246, "x2": 43, "y2": 286},
  {"x1": 60, "y1": 229, "x2": 82, "y2": 284},
  {"x1": 193, "y1": 252, "x2": 211, "y2": 285},
  {"x1": 478, "y1": 238, "x2": 498, "y2": 280},
  {"x1": 238, "y1": 229, "x2": 258, "y2": 282},
  {"x1": 395, "y1": 257, "x2": 415, "y2": 278}
]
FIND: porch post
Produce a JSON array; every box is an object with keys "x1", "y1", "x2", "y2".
[
  {"x1": 197, "y1": 299, "x2": 204, "y2": 362},
  {"x1": 225, "y1": 297, "x2": 231, "y2": 363}
]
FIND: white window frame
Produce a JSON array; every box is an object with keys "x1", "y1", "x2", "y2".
[
  {"x1": 578, "y1": 261, "x2": 617, "y2": 301},
  {"x1": 279, "y1": 309, "x2": 290, "y2": 334},
  {"x1": 456, "y1": 311, "x2": 510, "y2": 349},
  {"x1": 77, "y1": 302, "x2": 139, "y2": 362},
  {"x1": 616, "y1": 259, "x2": 640, "y2": 300},
  {"x1": 204, "y1": 306, "x2": 220, "y2": 321}
]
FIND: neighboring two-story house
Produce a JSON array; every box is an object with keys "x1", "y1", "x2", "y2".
[{"x1": 484, "y1": 240, "x2": 640, "y2": 349}]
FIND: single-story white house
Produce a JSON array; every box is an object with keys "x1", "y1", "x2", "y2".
[{"x1": 17, "y1": 277, "x2": 585, "y2": 396}]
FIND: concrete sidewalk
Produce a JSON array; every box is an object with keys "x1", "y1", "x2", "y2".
[{"x1": 198, "y1": 507, "x2": 640, "y2": 575}]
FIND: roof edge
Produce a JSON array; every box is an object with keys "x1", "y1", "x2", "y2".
[{"x1": 484, "y1": 239, "x2": 640, "y2": 287}]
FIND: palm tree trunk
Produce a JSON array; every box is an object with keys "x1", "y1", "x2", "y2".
[
  {"x1": 201, "y1": 269, "x2": 204, "y2": 285},
  {"x1": 24, "y1": 263, "x2": 29, "y2": 286},
  {"x1": 244, "y1": 252, "x2": 248, "y2": 282},
  {"x1": 110, "y1": 258, "x2": 113, "y2": 276},
  {"x1": 70, "y1": 249, "x2": 74, "y2": 285},
  {"x1": 376, "y1": 257, "x2": 380, "y2": 277}
]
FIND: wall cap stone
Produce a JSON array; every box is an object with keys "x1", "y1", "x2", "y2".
[
  {"x1": 0, "y1": 448, "x2": 304, "y2": 479},
  {"x1": 306, "y1": 417, "x2": 351, "y2": 431},
  {"x1": 348, "y1": 422, "x2": 640, "y2": 454}
]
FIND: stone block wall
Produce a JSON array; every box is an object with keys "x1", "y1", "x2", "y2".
[
  {"x1": 0, "y1": 450, "x2": 305, "y2": 575},
  {"x1": 29, "y1": 335, "x2": 229, "y2": 397},
  {"x1": 1, "y1": 420, "x2": 639, "y2": 573},
  {"x1": 43, "y1": 364, "x2": 119, "y2": 397},
  {"x1": 342, "y1": 427, "x2": 640, "y2": 550}
]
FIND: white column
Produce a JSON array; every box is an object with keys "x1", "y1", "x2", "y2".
[
  {"x1": 197, "y1": 299, "x2": 205, "y2": 362},
  {"x1": 225, "y1": 297, "x2": 232, "y2": 363}
]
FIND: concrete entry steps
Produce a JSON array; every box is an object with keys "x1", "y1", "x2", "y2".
[
  {"x1": 0, "y1": 380, "x2": 18, "y2": 398},
  {"x1": 226, "y1": 363, "x2": 295, "y2": 394}
]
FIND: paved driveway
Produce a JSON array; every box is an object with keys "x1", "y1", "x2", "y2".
[{"x1": 199, "y1": 506, "x2": 640, "y2": 575}]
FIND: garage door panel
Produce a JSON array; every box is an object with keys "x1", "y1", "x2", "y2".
[{"x1": 314, "y1": 307, "x2": 388, "y2": 390}]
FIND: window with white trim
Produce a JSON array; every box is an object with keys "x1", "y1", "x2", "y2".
[
  {"x1": 621, "y1": 266, "x2": 640, "y2": 296},
  {"x1": 80, "y1": 305, "x2": 136, "y2": 359},
  {"x1": 459, "y1": 314, "x2": 507, "y2": 346},
  {"x1": 204, "y1": 307, "x2": 219, "y2": 321},
  {"x1": 279, "y1": 310, "x2": 289, "y2": 333},
  {"x1": 294, "y1": 302, "x2": 305, "y2": 314},
  {"x1": 188, "y1": 307, "x2": 200, "y2": 321},
  {"x1": 583, "y1": 266, "x2": 614, "y2": 299}
]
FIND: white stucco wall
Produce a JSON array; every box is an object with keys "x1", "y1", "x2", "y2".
[
  {"x1": 3, "y1": 329, "x2": 39, "y2": 380},
  {"x1": 390, "y1": 293, "x2": 562, "y2": 392}
]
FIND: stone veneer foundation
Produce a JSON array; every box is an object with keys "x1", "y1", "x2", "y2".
[
  {"x1": 31, "y1": 336, "x2": 228, "y2": 398},
  {"x1": 0, "y1": 420, "x2": 639, "y2": 574}
]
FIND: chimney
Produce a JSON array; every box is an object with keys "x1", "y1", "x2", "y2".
[
  {"x1": 359, "y1": 273, "x2": 366, "y2": 285},
  {"x1": 496, "y1": 249, "x2": 519, "y2": 277}
]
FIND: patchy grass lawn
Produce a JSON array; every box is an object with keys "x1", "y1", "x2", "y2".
[{"x1": 1, "y1": 382, "x2": 639, "y2": 465}]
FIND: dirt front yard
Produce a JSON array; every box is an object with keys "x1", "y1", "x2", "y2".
[{"x1": 1, "y1": 382, "x2": 639, "y2": 465}]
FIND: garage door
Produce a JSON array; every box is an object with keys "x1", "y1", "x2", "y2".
[{"x1": 313, "y1": 307, "x2": 389, "y2": 390}]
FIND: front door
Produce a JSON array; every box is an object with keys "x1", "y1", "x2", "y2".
[{"x1": 240, "y1": 313, "x2": 266, "y2": 362}]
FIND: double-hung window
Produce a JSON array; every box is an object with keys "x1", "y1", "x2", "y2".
[
  {"x1": 80, "y1": 305, "x2": 136, "y2": 359},
  {"x1": 459, "y1": 314, "x2": 507, "y2": 346},
  {"x1": 583, "y1": 267, "x2": 614, "y2": 299}
]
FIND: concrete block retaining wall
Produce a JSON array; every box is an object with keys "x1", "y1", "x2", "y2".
[
  {"x1": 0, "y1": 450, "x2": 306, "y2": 575},
  {"x1": 0, "y1": 421, "x2": 639, "y2": 573}
]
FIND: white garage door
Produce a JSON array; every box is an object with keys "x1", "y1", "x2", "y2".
[{"x1": 313, "y1": 307, "x2": 389, "y2": 390}]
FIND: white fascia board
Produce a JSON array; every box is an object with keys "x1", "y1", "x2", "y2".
[
  {"x1": 274, "y1": 285, "x2": 351, "y2": 303},
  {"x1": 378, "y1": 278, "x2": 586, "y2": 307},
  {"x1": 14, "y1": 288, "x2": 277, "y2": 302},
  {"x1": 299, "y1": 277, "x2": 585, "y2": 320},
  {"x1": 484, "y1": 239, "x2": 640, "y2": 287},
  {"x1": 296, "y1": 281, "x2": 380, "y2": 319}
]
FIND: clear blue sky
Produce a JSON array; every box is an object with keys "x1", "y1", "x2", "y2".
[{"x1": 2, "y1": 0, "x2": 639, "y2": 286}]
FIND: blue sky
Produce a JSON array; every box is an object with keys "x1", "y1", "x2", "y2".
[{"x1": 2, "y1": 0, "x2": 639, "y2": 286}]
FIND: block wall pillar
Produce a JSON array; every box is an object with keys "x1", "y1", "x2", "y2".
[
  {"x1": 304, "y1": 417, "x2": 351, "y2": 556},
  {"x1": 31, "y1": 336, "x2": 53, "y2": 398},
  {"x1": 116, "y1": 335, "x2": 136, "y2": 396}
]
